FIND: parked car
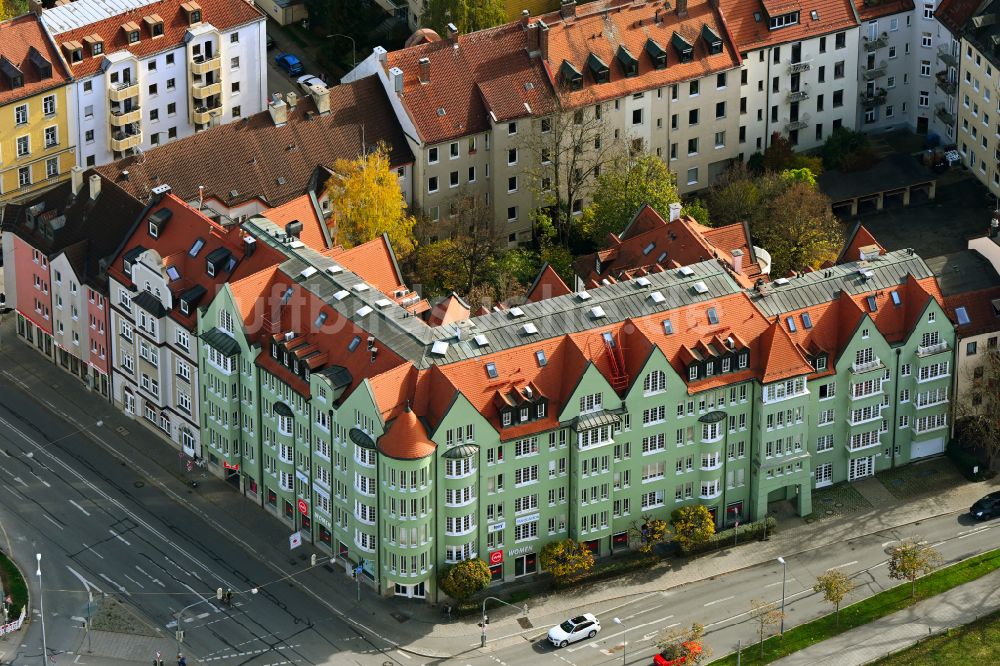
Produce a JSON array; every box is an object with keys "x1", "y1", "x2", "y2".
[
  {"x1": 296, "y1": 74, "x2": 324, "y2": 94},
  {"x1": 653, "y1": 642, "x2": 702, "y2": 666},
  {"x1": 274, "y1": 53, "x2": 303, "y2": 76},
  {"x1": 970, "y1": 491, "x2": 1000, "y2": 520},
  {"x1": 547, "y1": 613, "x2": 600, "y2": 648},
  {"x1": 266, "y1": 34, "x2": 275, "y2": 50}
]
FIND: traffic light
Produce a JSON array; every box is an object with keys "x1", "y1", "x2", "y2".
[
  {"x1": 216, "y1": 588, "x2": 223, "y2": 600},
  {"x1": 310, "y1": 554, "x2": 317, "y2": 566}
]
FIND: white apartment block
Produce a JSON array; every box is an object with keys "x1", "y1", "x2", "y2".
[{"x1": 40, "y1": 0, "x2": 267, "y2": 169}]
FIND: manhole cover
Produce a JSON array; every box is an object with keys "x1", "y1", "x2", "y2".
[
  {"x1": 390, "y1": 612, "x2": 409, "y2": 623},
  {"x1": 134, "y1": 481, "x2": 144, "y2": 488},
  {"x1": 116, "y1": 426, "x2": 130, "y2": 437},
  {"x1": 517, "y1": 617, "x2": 533, "y2": 629}
]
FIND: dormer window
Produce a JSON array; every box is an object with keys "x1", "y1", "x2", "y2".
[
  {"x1": 182, "y1": 2, "x2": 203, "y2": 25},
  {"x1": 702, "y1": 24, "x2": 723, "y2": 55},
  {"x1": 144, "y1": 15, "x2": 165, "y2": 38},
  {"x1": 84, "y1": 34, "x2": 104, "y2": 56},
  {"x1": 671, "y1": 32, "x2": 693, "y2": 64},
  {"x1": 586, "y1": 53, "x2": 610, "y2": 84},
  {"x1": 646, "y1": 38, "x2": 667, "y2": 70},
  {"x1": 560, "y1": 60, "x2": 583, "y2": 90},
  {"x1": 0, "y1": 56, "x2": 23, "y2": 89},
  {"x1": 27, "y1": 47, "x2": 52, "y2": 80},
  {"x1": 616, "y1": 45, "x2": 638, "y2": 77},
  {"x1": 122, "y1": 22, "x2": 141, "y2": 44},
  {"x1": 62, "y1": 42, "x2": 84, "y2": 64},
  {"x1": 769, "y1": 11, "x2": 800, "y2": 29},
  {"x1": 688, "y1": 365, "x2": 699, "y2": 381}
]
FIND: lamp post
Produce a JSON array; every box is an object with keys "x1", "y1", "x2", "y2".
[
  {"x1": 613, "y1": 617, "x2": 627, "y2": 666},
  {"x1": 36, "y1": 553, "x2": 48, "y2": 666},
  {"x1": 480, "y1": 596, "x2": 527, "y2": 648},
  {"x1": 776, "y1": 556, "x2": 787, "y2": 635},
  {"x1": 325, "y1": 33, "x2": 356, "y2": 67}
]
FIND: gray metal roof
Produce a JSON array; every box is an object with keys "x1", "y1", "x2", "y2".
[{"x1": 751, "y1": 250, "x2": 934, "y2": 317}]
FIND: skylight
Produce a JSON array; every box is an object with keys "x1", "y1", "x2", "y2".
[
  {"x1": 774, "y1": 277, "x2": 790, "y2": 286},
  {"x1": 866, "y1": 295, "x2": 878, "y2": 312},
  {"x1": 678, "y1": 266, "x2": 695, "y2": 277},
  {"x1": 509, "y1": 306, "x2": 525, "y2": 318},
  {"x1": 577, "y1": 291, "x2": 591, "y2": 301},
  {"x1": 431, "y1": 340, "x2": 450, "y2": 356},
  {"x1": 474, "y1": 334, "x2": 490, "y2": 347},
  {"x1": 636, "y1": 276, "x2": 651, "y2": 287},
  {"x1": 375, "y1": 298, "x2": 392, "y2": 308},
  {"x1": 707, "y1": 307, "x2": 719, "y2": 325},
  {"x1": 955, "y1": 306, "x2": 970, "y2": 326},
  {"x1": 590, "y1": 306, "x2": 606, "y2": 319},
  {"x1": 300, "y1": 266, "x2": 317, "y2": 279},
  {"x1": 314, "y1": 311, "x2": 328, "y2": 327},
  {"x1": 664, "y1": 319, "x2": 674, "y2": 334},
  {"x1": 166, "y1": 266, "x2": 180, "y2": 281},
  {"x1": 602, "y1": 332, "x2": 615, "y2": 347},
  {"x1": 692, "y1": 281, "x2": 709, "y2": 294},
  {"x1": 348, "y1": 335, "x2": 361, "y2": 352},
  {"x1": 649, "y1": 290, "x2": 666, "y2": 304},
  {"x1": 188, "y1": 238, "x2": 205, "y2": 256},
  {"x1": 787, "y1": 316, "x2": 797, "y2": 332},
  {"x1": 355, "y1": 305, "x2": 373, "y2": 318},
  {"x1": 326, "y1": 265, "x2": 343, "y2": 274},
  {"x1": 802, "y1": 312, "x2": 813, "y2": 329},
  {"x1": 485, "y1": 362, "x2": 498, "y2": 379},
  {"x1": 891, "y1": 290, "x2": 902, "y2": 306},
  {"x1": 536, "y1": 350, "x2": 547, "y2": 366},
  {"x1": 522, "y1": 323, "x2": 538, "y2": 335},
  {"x1": 352, "y1": 283, "x2": 370, "y2": 293}
]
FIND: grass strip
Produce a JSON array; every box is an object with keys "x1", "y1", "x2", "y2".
[
  {"x1": 869, "y1": 606, "x2": 1000, "y2": 665},
  {"x1": 0, "y1": 550, "x2": 28, "y2": 618},
  {"x1": 709, "y1": 547, "x2": 1000, "y2": 665}
]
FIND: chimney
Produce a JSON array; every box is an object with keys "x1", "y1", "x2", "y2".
[
  {"x1": 418, "y1": 57, "x2": 430, "y2": 84},
  {"x1": 375, "y1": 45, "x2": 388, "y2": 65},
  {"x1": 677, "y1": 0, "x2": 688, "y2": 17},
  {"x1": 286, "y1": 91, "x2": 298, "y2": 110},
  {"x1": 31, "y1": 0, "x2": 43, "y2": 16},
  {"x1": 560, "y1": 0, "x2": 576, "y2": 19},
  {"x1": 244, "y1": 235, "x2": 257, "y2": 257},
  {"x1": 70, "y1": 165, "x2": 84, "y2": 195},
  {"x1": 668, "y1": 202, "x2": 682, "y2": 222},
  {"x1": 312, "y1": 86, "x2": 330, "y2": 115},
  {"x1": 520, "y1": 8, "x2": 530, "y2": 26},
  {"x1": 390, "y1": 66, "x2": 404, "y2": 93},
  {"x1": 731, "y1": 248, "x2": 744, "y2": 274},
  {"x1": 446, "y1": 22, "x2": 459, "y2": 41},
  {"x1": 285, "y1": 221, "x2": 303, "y2": 238},
  {"x1": 526, "y1": 20, "x2": 540, "y2": 54},
  {"x1": 88, "y1": 174, "x2": 101, "y2": 201},
  {"x1": 269, "y1": 97, "x2": 288, "y2": 126},
  {"x1": 540, "y1": 21, "x2": 550, "y2": 59}
]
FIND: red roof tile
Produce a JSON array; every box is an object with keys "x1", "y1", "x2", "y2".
[
  {"x1": 944, "y1": 286, "x2": 1000, "y2": 337},
  {"x1": 719, "y1": 0, "x2": 858, "y2": 51},
  {"x1": 837, "y1": 223, "x2": 885, "y2": 264},
  {"x1": 47, "y1": 0, "x2": 263, "y2": 79},
  {"x1": 378, "y1": 407, "x2": 436, "y2": 460},
  {"x1": 426, "y1": 293, "x2": 471, "y2": 327},
  {"x1": 936, "y1": 0, "x2": 981, "y2": 35},
  {"x1": 759, "y1": 320, "x2": 815, "y2": 382},
  {"x1": 526, "y1": 263, "x2": 572, "y2": 303},
  {"x1": 261, "y1": 194, "x2": 330, "y2": 252},
  {"x1": 855, "y1": 0, "x2": 914, "y2": 22},
  {"x1": 0, "y1": 14, "x2": 72, "y2": 107}
]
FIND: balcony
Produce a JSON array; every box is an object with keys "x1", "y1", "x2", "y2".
[
  {"x1": 787, "y1": 86, "x2": 810, "y2": 103},
  {"x1": 851, "y1": 357, "x2": 884, "y2": 374},
  {"x1": 863, "y1": 33, "x2": 889, "y2": 52},
  {"x1": 936, "y1": 104, "x2": 956, "y2": 125},
  {"x1": 784, "y1": 116, "x2": 810, "y2": 132},
  {"x1": 109, "y1": 107, "x2": 141, "y2": 127},
  {"x1": 191, "y1": 54, "x2": 221, "y2": 76},
  {"x1": 108, "y1": 81, "x2": 139, "y2": 103},
  {"x1": 863, "y1": 63, "x2": 887, "y2": 81},
  {"x1": 110, "y1": 131, "x2": 141, "y2": 152},
  {"x1": 935, "y1": 71, "x2": 957, "y2": 96},
  {"x1": 788, "y1": 60, "x2": 811, "y2": 74},
  {"x1": 861, "y1": 88, "x2": 888, "y2": 108},
  {"x1": 917, "y1": 340, "x2": 950, "y2": 357},
  {"x1": 192, "y1": 102, "x2": 223, "y2": 125},
  {"x1": 191, "y1": 80, "x2": 222, "y2": 99},
  {"x1": 937, "y1": 46, "x2": 958, "y2": 68}
]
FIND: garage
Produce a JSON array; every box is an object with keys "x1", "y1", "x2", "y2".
[{"x1": 912, "y1": 436, "x2": 946, "y2": 459}]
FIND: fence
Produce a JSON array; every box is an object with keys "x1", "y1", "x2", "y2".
[{"x1": 0, "y1": 607, "x2": 26, "y2": 636}]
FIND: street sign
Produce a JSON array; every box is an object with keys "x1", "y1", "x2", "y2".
[
  {"x1": 489, "y1": 550, "x2": 503, "y2": 566},
  {"x1": 297, "y1": 499, "x2": 308, "y2": 515},
  {"x1": 289, "y1": 531, "x2": 302, "y2": 550}
]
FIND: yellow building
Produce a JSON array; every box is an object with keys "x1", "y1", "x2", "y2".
[{"x1": 0, "y1": 13, "x2": 75, "y2": 204}]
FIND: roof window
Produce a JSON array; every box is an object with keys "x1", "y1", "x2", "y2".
[
  {"x1": 0, "y1": 56, "x2": 23, "y2": 89},
  {"x1": 144, "y1": 14, "x2": 165, "y2": 38},
  {"x1": 314, "y1": 311, "x2": 328, "y2": 327},
  {"x1": 560, "y1": 60, "x2": 583, "y2": 90},
  {"x1": 642, "y1": 242, "x2": 655, "y2": 256},
  {"x1": 866, "y1": 295, "x2": 878, "y2": 312},
  {"x1": 616, "y1": 45, "x2": 639, "y2": 77},
  {"x1": 27, "y1": 47, "x2": 51, "y2": 80},
  {"x1": 62, "y1": 41, "x2": 84, "y2": 64},
  {"x1": 348, "y1": 335, "x2": 361, "y2": 352},
  {"x1": 182, "y1": 2, "x2": 203, "y2": 25},
  {"x1": 122, "y1": 22, "x2": 141, "y2": 44},
  {"x1": 663, "y1": 319, "x2": 674, "y2": 335},
  {"x1": 890, "y1": 290, "x2": 901, "y2": 306},
  {"x1": 485, "y1": 362, "x2": 498, "y2": 379},
  {"x1": 166, "y1": 266, "x2": 180, "y2": 282},
  {"x1": 707, "y1": 307, "x2": 719, "y2": 325},
  {"x1": 769, "y1": 11, "x2": 800, "y2": 30},
  {"x1": 786, "y1": 316, "x2": 796, "y2": 332},
  {"x1": 535, "y1": 350, "x2": 547, "y2": 367},
  {"x1": 955, "y1": 307, "x2": 970, "y2": 326},
  {"x1": 702, "y1": 24, "x2": 724, "y2": 55},
  {"x1": 801, "y1": 312, "x2": 813, "y2": 329},
  {"x1": 586, "y1": 53, "x2": 610, "y2": 83},
  {"x1": 671, "y1": 32, "x2": 693, "y2": 64},
  {"x1": 188, "y1": 238, "x2": 205, "y2": 256},
  {"x1": 646, "y1": 38, "x2": 667, "y2": 70},
  {"x1": 280, "y1": 286, "x2": 294, "y2": 304}
]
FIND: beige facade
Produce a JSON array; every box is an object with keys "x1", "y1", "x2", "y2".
[{"x1": 955, "y1": 37, "x2": 1000, "y2": 193}]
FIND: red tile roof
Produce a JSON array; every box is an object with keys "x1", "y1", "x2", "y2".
[
  {"x1": 935, "y1": 0, "x2": 982, "y2": 35},
  {"x1": 260, "y1": 194, "x2": 330, "y2": 251},
  {"x1": 541, "y1": 0, "x2": 741, "y2": 108},
  {"x1": 719, "y1": 0, "x2": 858, "y2": 51},
  {"x1": 855, "y1": 0, "x2": 914, "y2": 22},
  {"x1": 330, "y1": 234, "x2": 429, "y2": 313},
  {"x1": 758, "y1": 319, "x2": 815, "y2": 382},
  {"x1": 385, "y1": 21, "x2": 554, "y2": 145},
  {"x1": 0, "y1": 14, "x2": 72, "y2": 106},
  {"x1": 47, "y1": 0, "x2": 263, "y2": 79},
  {"x1": 377, "y1": 407, "x2": 436, "y2": 460},
  {"x1": 837, "y1": 223, "x2": 885, "y2": 264},
  {"x1": 426, "y1": 293, "x2": 471, "y2": 327},
  {"x1": 944, "y1": 286, "x2": 1000, "y2": 337},
  {"x1": 526, "y1": 263, "x2": 572, "y2": 303}
]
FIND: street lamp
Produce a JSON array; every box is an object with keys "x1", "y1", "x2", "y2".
[
  {"x1": 613, "y1": 617, "x2": 627, "y2": 666},
  {"x1": 776, "y1": 556, "x2": 787, "y2": 635},
  {"x1": 325, "y1": 33, "x2": 356, "y2": 67},
  {"x1": 36, "y1": 553, "x2": 48, "y2": 666},
  {"x1": 479, "y1": 596, "x2": 527, "y2": 648}
]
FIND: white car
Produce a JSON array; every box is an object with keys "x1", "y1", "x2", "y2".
[
  {"x1": 547, "y1": 613, "x2": 601, "y2": 648},
  {"x1": 296, "y1": 74, "x2": 324, "y2": 94}
]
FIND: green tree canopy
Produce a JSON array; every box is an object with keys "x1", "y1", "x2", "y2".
[
  {"x1": 425, "y1": 0, "x2": 507, "y2": 36},
  {"x1": 582, "y1": 152, "x2": 681, "y2": 245},
  {"x1": 438, "y1": 559, "x2": 491, "y2": 601},
  {"x1": 671, "y1": 505, "x2": 715, "y2": 552},
  {"x1": 539, "y1": 538, "x2": 595, "y2": 584}
]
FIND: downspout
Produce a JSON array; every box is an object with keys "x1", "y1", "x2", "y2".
[
  {"x1": 749, "y1": 380, "x2": 760, "y2": 526},
  {"x1": 891, "y1": 347, "x2": 902, "y2": 468},
  {"x1": 765, "y1": 49, "x2": 772, "y2": 151}
]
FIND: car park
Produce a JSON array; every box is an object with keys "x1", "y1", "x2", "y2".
[
  {"x1": 970, "y1": 491, "x2": 1000, "y2": 520},
  {"x1": 547, "y1": 613, "x2": 600, "y2": 648},
  {"x1": 274, "y1": 53, "x2": 303, "y2": 76}
]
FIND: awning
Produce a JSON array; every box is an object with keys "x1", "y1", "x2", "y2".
[
  {"x1": 201, "y1": 327, "x2": 240, "y2": 357},
  {"x1": 572, "y1": 411, "x2": 621, "y2": 431}
]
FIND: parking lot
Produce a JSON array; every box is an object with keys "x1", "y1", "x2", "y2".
[{"x1": 265, "y1": 21, "x2": 331, "y2": 101}]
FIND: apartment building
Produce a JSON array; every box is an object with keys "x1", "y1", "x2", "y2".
[
  {"x1": 0, "y1": 11, "x2": 75, "y2": 203},
  {"x1": 1, "y1": 168, "x2": 144, "y2": 397},
  {"x1": 95, "y1": 75, "x2": 414, "y2": 221},
  {"x1": 39, "y1": 0, "x2": 267, "y2": 169}
]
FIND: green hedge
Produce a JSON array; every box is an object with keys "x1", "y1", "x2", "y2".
[
  {"x1": 0, "y1": 550, "x2": 28, "y2": 619},
  {"x1": 680, "y1": 517, "x2": 777, "y2": 556}
]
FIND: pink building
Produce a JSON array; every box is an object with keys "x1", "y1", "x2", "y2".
[{"x1": 1, "y1": 167, "x2": 144, "y2": 397}]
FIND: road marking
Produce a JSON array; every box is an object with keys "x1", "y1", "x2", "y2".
[
  {"x1": 66, "y1": 566, "x2": 101, "y2": 603},
  {"x1": 13, "y1": 476, "x2": 28, "y2": 487},
  {"x1": 80, "y1": 543, "x2": 104, "y2": 560},
  {"x1": 98, "y1": 573, "x2": 129, "y2": 596},
  {"x1": 196, "y1": 612, "x2": 210, "y2": 619},
  {"x1": 396, "y1": 650, "x2": 412, "y2": 659},
  {"x1": 764, "y1": 581, "x2": 783, "y2": 588},
  {"x1": 42, "y1": 514, "x2": 63, "y2": 530},
  {"x1": 826, "y1": 561, "x2": 858, "y2": 571},
  {"x1": 567, "y1": 615, "x2": 673, "y2": 652},
  {"x1": 109, "y1": 529, "x2": 131, "y2": 546},
  {"x1": 70, "y1": 616, "x2": 85, "y2": 623},
  {"x1": 932, "y1": 541, "x2": 946, "y2": 548},
  {"x1": 704, "y1": 595, "x2": 735, "y2": 606},
  {"x1": 33, "y1": 473, "x2": 51, "y2": 488},
  {"x1": 69, "y1": 500, "x2": 91, "y2": 516},
  {"x1": 881, "y1": 540, "x2": 896, "y2": 548},
  {"x1": 134, "y1": 565, "x2": 165, "y2": 588},
  {"x1": 123, "y1": 574, "x2": 145, "y2": 589},
  {"x1": 958, "y1": 526, "x2": 992, "y2": 539}
]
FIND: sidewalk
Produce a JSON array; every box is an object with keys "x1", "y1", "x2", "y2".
[
  {"x1": 1, "y1": 324, "x2": 998, "y2": 659},
  {"x1": 771, "y1": 568, "x2": 1000, "y2": 665}
]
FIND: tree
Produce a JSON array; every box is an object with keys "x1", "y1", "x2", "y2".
[
  {"x1": 582, "y1": 152, "x2": 680, "y2": 245},
  {"x1": 704, "y1": 164, "x2": 786, "y2": 228},
  {"x1": 521, "y1": 97, "x2": 618, "y2": 246},
  {"x1": 761, "y1": 132, "x2": 824, "y2": 175},
  {"x1": 671, "y1": 506, "x2": 715, "y2": 553},
  {"x1": 821, "y1": 127, "x2": 876, "y2": 172},
  {"x1": 0, "y1": 0, "x2": 28, "y2": 20},
  {"x1": 887, "y1": 539, "x2": 942, "y2": 598},
  {"x1": 539, "y1": 539, "x2": 595, "y2": 584},
  {"x1": 656, "y1": 622, "x2": 710, "y2": 665},
  {"x1": 438, "y1": 558, "x2": 491, "y2": 601},
  {"x1": 749, "y1": 598, "x2": 783, "y2": 657},
  {"x1": 954, "y1": 349, "x2": 1000, "y2": 469},
  {"x1": 753, "y1": 181, "x2": 844, "y2": 277},
  {"x1": 325, "y1": 144, "x2": 416, "y2": 256},
  {"x1": 782, "y1": 167, "x2": 817, "y2": 187},
  {"x1": 684, "y1": 197, "x2": 711, "y2": 227},
  {"x1": 628, "y1": 514, "x2": 671, "y2": 554},
  {"x1": 418, "y1": 193, "x2": 500, "y2": 294},
  {"x1": 813, "y1": 570, "x2": 855, "y2": 626},
  {"x1": 425, "y1": 0, "x2": 506, "y2": 36}
]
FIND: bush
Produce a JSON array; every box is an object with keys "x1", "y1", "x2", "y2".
[
  {"x1": 946, "y1": 439, "x2": 995, "y2": 481},
  {"x1": 679, "y1": 517, "x2": 777, "y2": 556},
  {"x1": 0, "y1": 551, "x2": 28, "y2": 619}
]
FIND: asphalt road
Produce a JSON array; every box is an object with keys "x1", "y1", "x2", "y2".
[{"x1": 0, "y1": 384, "x2": 401, "y2": 666}]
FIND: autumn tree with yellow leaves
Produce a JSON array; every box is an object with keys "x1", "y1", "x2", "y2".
[
  {"x1": 539, "y1": 538, "x2": 595, "y2": 585},
  {"x1": 324, "y1": 144, "x2": 416, "y2": 256}
]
